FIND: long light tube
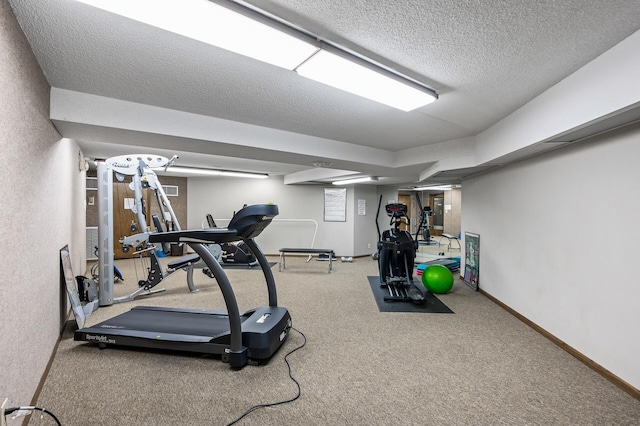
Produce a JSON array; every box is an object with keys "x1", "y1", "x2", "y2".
[
  {"x1": 162, "y1": 166, "x2": 268, "y2": 179},
  {"x1": 332, "y1": 176, "x2": 378, "y2": 185},
  {"x1": 76, "y1": 0, "x2": 438, "y2": 111},
  {"x1": 76, "y1": 0, "x2": 318, "y2": 69},
  {"x1": 414, "y1": 185, "x2": 453, "y2": 191},
  {"x1": 296, "y1": 49, "x2": 437, "y2": 111}
]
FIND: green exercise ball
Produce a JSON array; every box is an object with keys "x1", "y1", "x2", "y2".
[{"x1": 421, "y1": 264, "x2": 454, "y2": 294}]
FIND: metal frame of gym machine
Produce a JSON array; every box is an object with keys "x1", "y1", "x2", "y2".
[{"x1": 96, "y1": 155, "x2": 200, "y2": 306}]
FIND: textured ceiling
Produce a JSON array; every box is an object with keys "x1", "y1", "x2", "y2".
[{"x1": 8, "y1": 0, "x2": 640, "y2": 185}]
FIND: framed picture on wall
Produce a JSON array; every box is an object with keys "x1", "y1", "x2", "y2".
[
  {"x1": 463, "y1": 232, "x2": 480, "y2": 290},
  {"x1": 324, "y1": 188, "x2": 347, "y2": 222}
]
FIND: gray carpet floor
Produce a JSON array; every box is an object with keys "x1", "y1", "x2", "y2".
[{"x1": 32, "y1": 254, "x2": 640, "y2": 425}]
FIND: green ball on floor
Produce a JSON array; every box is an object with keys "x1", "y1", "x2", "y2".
[{"x1": 421, "y1": 264, "x2": 454, "y2": 294}]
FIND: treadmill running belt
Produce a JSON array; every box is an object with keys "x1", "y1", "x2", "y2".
[{"x1": 91, "y1": 307, "x2": 247, "y2": 337}]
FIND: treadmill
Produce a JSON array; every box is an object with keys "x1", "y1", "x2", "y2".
[{"x1": 75, "y1": 204, "x2": 291, "y2": 369}]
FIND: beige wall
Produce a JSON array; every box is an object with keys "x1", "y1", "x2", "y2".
[
  {"x1": 1, "y1": 0, "x2": 86, "y2": 408},
  {"x1": 443, "y1": 188, "x2": 462, "y2": 236}
]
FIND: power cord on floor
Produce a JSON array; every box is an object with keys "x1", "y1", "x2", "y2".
[
  {"x1": 226, "y1": 327, "x2": 307, "y2": 426},
  {"x1": 3, "y1": 406, "x2": 62, "y2": 425}
]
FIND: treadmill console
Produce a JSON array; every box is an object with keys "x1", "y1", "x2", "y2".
[{"x1": 228, "y1": 204, "x2": 279, "y2": 239}]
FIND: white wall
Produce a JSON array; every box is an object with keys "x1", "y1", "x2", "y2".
[
  {"x1": 353, "y1": 185, "x2": 380, "y2": 255},
  {"x1": 462, "y1": 122, "x2": 640, "y2": 390},
  {"x1": 475, "y1": 29, "x2": 640, "y2": 164},
  {"x1": 1, "y1": 0, "x2": 86, "y2": 408},
  {"x1": 187, "y1": 176, "x2": 380, "y2": 256}
]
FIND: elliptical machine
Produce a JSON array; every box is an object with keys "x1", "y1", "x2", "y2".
[
  {"x1": 375, "y1": 195, "x2": 425, "y2": 303},
  {"x1": 415, "y1": 193, "x2": 437, "y2": 245}
]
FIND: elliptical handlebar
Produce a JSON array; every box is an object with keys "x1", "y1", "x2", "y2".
[
  {"x1": 375, "y1": 194, "x2": 383, "y2": 241},
  {"x1": 390, "y1": 215, "x2": 410, "y2": 230},
  {"x1": 414, "y1": 193, "x2": 425, "y2": 241}
]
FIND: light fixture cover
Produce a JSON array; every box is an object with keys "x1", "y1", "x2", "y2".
[
  {"x1": 77, "y1": 0, "x2": 318, "y2": 69},
  {"x1": 162, "y1": 166, "x2": 268, "y2": 179},
  {"x1": 332, "y1": 176, "x2": 378, "y2": 185},
  {"x1": 296, "y1": 50, "x2": 437, "y2": 111},
  {"x1": 77, "y1": 0, "x2": 437, "y2": 111},
  {"x1": 414, "y1": 185, "x2": 453, "y2": 191}
]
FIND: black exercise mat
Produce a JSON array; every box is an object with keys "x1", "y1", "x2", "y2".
[
  {"x1": 367, "y1": 276, "x2": 454, "y2": 313},
  {"x1": 221, "y1": 262, "x2": 276, "y2": 270}
]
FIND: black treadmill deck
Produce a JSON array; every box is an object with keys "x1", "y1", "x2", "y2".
[{"x1": 75, "y1": 305, "x2": 291, "y2": 361}]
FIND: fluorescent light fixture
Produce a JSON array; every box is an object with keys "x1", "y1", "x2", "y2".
[
  {"x1": 162, "y1": 166, "x2": 268, "y2": 179},
  {"x1": 76, "y1": 0, "x2": 438, "y2": 111},
  {"x1": 297, "y1": 49, "x2": 437, "y2": 111},
  {"x1": 76, "y1": 0, "x2": 318, "y2": 69},
  {"x1": 414, "y1": 185, "x2": 453, "y2": 191},
  {"x1": 332, "y1": 176, "x2": 378, "y2": 185}
]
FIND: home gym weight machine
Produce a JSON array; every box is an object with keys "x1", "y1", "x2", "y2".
[
  {"x1": 95, "y1": 154, "x2": 202, "y2": 306},
  {"x1": 75, "y1": 204, "x2": 291, "y2": 369},
  {"x1": 375, "y1": 195, "x2": 426, "y2": 303}
]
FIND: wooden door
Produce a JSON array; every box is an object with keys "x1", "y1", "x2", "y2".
[{"x1": 113, "y1": 182, "x2": 150, "y2": 259}]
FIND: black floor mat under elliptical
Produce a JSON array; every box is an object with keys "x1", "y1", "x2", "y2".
[{"x1": 367, "y1": 276, "x2": 454, "y2": 313}]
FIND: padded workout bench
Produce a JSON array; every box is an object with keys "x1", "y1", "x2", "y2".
[
  {"x1": 279, "y1": 248, "x2": 334, "y2": 273},
  {"x1": 440, "y1": 233, "x2": 461, "y2": 250}
]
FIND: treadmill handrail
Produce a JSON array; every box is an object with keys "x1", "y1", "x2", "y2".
[
  {"x1": 149, "y1": 228, "x2": 238, "y2": 244},
  {"x1": 190, "y1": 242, "x2": 246, "y2": 360},
  {"x1": 242, "y1": 237, "x2": 278, "y2": 307}
]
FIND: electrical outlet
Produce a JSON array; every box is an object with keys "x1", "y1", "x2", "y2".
[
  {"x1": 367, "y1": 243, "x2": 371, "y2": 248},
  {"x1": 1, "y1": 398, "x2": 8, "y2": 426}
]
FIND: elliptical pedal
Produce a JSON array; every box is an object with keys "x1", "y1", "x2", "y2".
[
  {"x1": 381, "y1": 276, "x2": 425, "y2": 304},
  {"x1": 406, "y1": 284, "x2": 425, "y2": 303}
]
